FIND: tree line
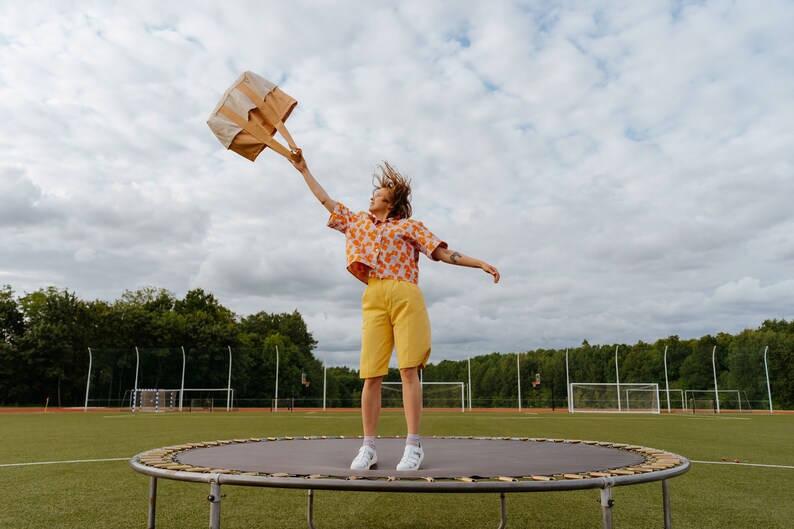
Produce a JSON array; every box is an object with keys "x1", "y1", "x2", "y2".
[{"x1": 1, "y1": 285, "x2": 792, "y2": 409}]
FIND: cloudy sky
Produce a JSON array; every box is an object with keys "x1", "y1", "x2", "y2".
[{"x1": 2, "y1": 1, "x2": 793, "y2": 367}]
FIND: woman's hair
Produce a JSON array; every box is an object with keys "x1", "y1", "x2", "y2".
[{"x1": 373, "y1": 161, "x2": 412, "y2": 219}]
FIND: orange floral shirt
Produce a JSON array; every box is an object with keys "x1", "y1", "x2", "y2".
[{"x1": 328, "y1": 202, "x2": 447, "y2": 284}]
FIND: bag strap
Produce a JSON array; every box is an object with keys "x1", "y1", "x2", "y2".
[
  {"x1": 218, "y1": 106, "x2": 296, "y2": 160},
  {"x1": 236, "y1": 83, "x2": 299, "y2": 152}
]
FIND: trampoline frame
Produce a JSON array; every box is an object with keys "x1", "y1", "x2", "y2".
[{"x1": 130, "y1": 436, "x2": 690, "y2": 529}]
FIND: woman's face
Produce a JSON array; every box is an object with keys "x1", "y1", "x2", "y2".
[{"x1": 369, "y1": 187, "x2": 392, "y2": 216}]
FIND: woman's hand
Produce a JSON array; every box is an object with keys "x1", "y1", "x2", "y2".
[
  {"x1": 481, "y1": 262, "x2": 500, "y2": 283},
  {"x1": 289, "y1": 148, "x2": 308, "y2": 172}
]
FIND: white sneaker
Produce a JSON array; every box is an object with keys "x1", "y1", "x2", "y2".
[
  {"x1": 396, "y1": 443, "x2": 424, "y2": 471},
  {"x1": 350, "y1": 445, "x2": 378, "y2": 470}
]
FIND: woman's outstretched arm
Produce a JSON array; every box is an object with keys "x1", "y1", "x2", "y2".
[
  {"x1": 431, "y1": 246, "x2": 500, "y2": 283},
  {"x1": 289, "y1": 150, "x2": 337, "y2": 214}
]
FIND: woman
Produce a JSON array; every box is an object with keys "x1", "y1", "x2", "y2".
[{"x1": 290, "y1": 151, "x2": 499, "y2": 471}]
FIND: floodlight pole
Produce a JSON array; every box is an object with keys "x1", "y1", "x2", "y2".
[
  {"x1": 274, "y1": 346, "x2": 279, "y2": 412},
  {"x1": 663, "y1": 346, "x2": 671, "y2": 414},
  {"x1": 179, "y1": 347, "x2": 186, "y2": 411},
  {"x1": 84, "y1": 348, "x2": 93, "y2": 411},
  {"x1": 227, "y1": 346, "x2": 233, "y2": 412},
  {"x1": 517, "y1": 352, "x2": 522, "y2": 411},
  {"x1": 615, "y1": 346, "x2": 621, "y2": 412},
  {"x1": 323, "y1": 352, "x2": 327, "y2": 411},
  {"x1": 763, "y1": 346, "x2": 773, "y2": 413},
  {"x1": 467, "y1": 355, "x2": 472, "y2": 411},
  {"x1": 565, "y1": 349, "x2": 571, "y2": 413},
  {"x1": 133, "y1": 347, "x2": 140, "y2": 412},
  {"x1": 711, "y1": 346, "x2": 720, "y2": 413}
]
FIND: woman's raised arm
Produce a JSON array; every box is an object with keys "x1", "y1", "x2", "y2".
[{"x1": 289, "y1": 150, "x2": 337, "y2": 214}]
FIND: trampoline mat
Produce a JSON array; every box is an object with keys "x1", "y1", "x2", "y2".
[{"x1": 176, "y1": 437, "x2": 647, "y2": 479}]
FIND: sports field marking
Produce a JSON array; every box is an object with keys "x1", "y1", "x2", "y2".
[
  {"x1": 570, "y1": 416, "x2": 753, "y2": 421},
  {"x1": 101, "y1": 414, "x2": 360, "y2": 420},
  {"x1": 0, "y1": 457, "x2": 128, "y2": 468},
  {"x1": 425, "y1": 413, "x2": 540, "y2": 421},
  {"x1": 680, "y1": 416, "x2": 752, "y2": 420},
  {"x1": 692, "y1": 460, "x2": 794, "y2": 470}
]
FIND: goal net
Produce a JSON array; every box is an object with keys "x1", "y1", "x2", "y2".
[
  {"x1": 382, "y1": 382, "x2": 465, "y2": 412},
  {"x1": 131, "y1": 388, "x2": 236, "y2": 412},
  {"x1": 183, "y1": 388, "x2": 236, "y2": 412},
  {"x1": 569, "y1": 383, "x2": 660, "y2": 414},
  {"x1": 131, "y1": 389, "x2": 179, "y2": 413},
  {"x1": 271, "y1": 398, "x2": 295, "y2": 412},
  {"x1": 684, "y1": 389, "x2": 746, "y2": 413}
]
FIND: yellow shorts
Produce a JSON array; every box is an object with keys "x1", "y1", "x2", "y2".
[{"x1": 360, "y1": 277, "x2": 431, "y2": 379}]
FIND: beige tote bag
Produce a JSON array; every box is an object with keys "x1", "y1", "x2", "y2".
[{"x1": 207, "y1": 71, "x2": 300, "y2": 161}]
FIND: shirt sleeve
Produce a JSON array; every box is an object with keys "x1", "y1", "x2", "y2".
[
  {"x1": 409, "y1": 220, "x2": 447, "y2": 260},
  {"x1": 327, "y1": 202, "x2": 352, "y2": 233}
]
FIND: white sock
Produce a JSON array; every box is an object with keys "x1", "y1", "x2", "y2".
[
  {"x1": 406, "y1": 433, "x2": 420, "y2": 447},
  {"x1": 363, "y1": 436, "x2": 376, "y2": 449}
]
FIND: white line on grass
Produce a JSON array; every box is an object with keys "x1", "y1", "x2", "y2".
[
  {"x1": 0, "y1": 457, "x2": 128, "y2": 468},
  {"x1": 680, "y1": 416, "x2": 751, "y2": 420},
  {"x1": 102, "y1": 415, "x2": 307, "y2": 419},
  {"x1": 692, "y1": 460, "x2": 794, "y2": 469},
  {"x1": 413, "y1": 413, "x2": 541, "y2": 418}
]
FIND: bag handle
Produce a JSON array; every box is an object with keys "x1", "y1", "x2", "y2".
[
  {"x1": 236, "y1": 83, "x2": 299, "y2": 153},
  {"x1": 218, "y1": 106, "x2": 297, "y2": 161}
]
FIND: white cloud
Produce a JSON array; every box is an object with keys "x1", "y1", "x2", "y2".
[
  {"x1": 712, "y1": 277, "x2": 794, "y2": 307},
  {"x1": 1, "y1": 0, "x2": 793, "y2": 367}
]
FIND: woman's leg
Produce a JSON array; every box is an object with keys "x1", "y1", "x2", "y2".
[
  {"x1": 361, "y1": 376, "x2": 383, "y2": 436},
  {"x1": 396, "y1": 366, "x2": 424, "y2": 470},
  {"x1": 400, "y1": 367, "x2": 422, "y2": 434},
  {"x1": 351, "y1": 376, "x2": 383, "y2": 470}
]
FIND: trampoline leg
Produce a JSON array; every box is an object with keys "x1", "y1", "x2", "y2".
[
  {"x1": 307, "y1": 489, "x2": 317, "y2": 529},
  {"x1": 208, "y1": 481, "x2": 222, "y2": 529},
  {"x1": 662, "y1": 479, "x2": 672, "y2": 529},
  {"x1": 496, "y1": 492, "x2": 507, "y2": 529},
  {"x1": 600, "y1": 487, "x2": 614, "y2": 529},
  {"x1": 147, "y1": 477, "x2": 157, "y2": 529}
]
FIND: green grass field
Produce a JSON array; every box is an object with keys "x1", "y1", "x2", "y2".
[{"x1": 1, "y1": 410, "x2": 792, "y2": 528}]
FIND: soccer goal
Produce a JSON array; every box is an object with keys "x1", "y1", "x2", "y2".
[
  {"x1": 684, "y1": 389, "x2": 746, "y2": 413},
  {"x1": 130, "y1": 388, "x2": 236, "y2": 412},
  {"x1": 271, "y1": 398, "x2": 295, "y2": 412},
  {"x1": 131, "y1": 388, "x2": 180, "y2": 413},
  {"x1": 382, "y1": 381, "x2": 465, "y2": 412},
  {"x1": 569, "y1": 383, "x2": 661, "y2": 414},
  {"x1": 183, "y1": 388, "x2": 236, "y2": 412}
]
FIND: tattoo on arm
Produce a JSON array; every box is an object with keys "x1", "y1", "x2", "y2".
[{"x1": 449, "y1": 251, "x2": 461, "y2": 264}]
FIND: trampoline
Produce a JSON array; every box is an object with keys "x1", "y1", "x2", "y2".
[{"x1": 130, "y1": 436, "x2": 690, "y2": 528}]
